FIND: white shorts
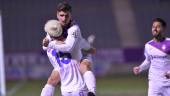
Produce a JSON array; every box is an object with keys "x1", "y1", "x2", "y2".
[
  {"x1": 148, "y1": 80, "x2": 170, "y2": 96},
  {"x1": 61, "y1": 90, "x2": 88, "y2": 96}
]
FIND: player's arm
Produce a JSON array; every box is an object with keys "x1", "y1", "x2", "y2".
[
  {"x1": 133, "y1": 46, "x2": 151, "y2": 75},
  {"x1": 138, "y1": 57, "x2": 151, "y2": 72},
  {"x1": 81, "y1": 38, "x2": 96, "y2": 54},
  {"x1": 42, "y1": 33, "x2": 51, "y2": 50},
  {"x1": 48, "y1": 25, "x2": 79, "y2": 52}
]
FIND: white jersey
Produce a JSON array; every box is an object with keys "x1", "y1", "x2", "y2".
[
  {"x1": 48, "y1": 24, "x2": 83, "y2": 61},
  {"x1": 47, "y1": 24, "x2": 92, "y2": 62},
  {"x1": 47, "y1": 24, "x2": 87, "y2": 93},
  {"x1": 47, "y1": 48, "x2": 87, "y2": 93},
  {"x1": 144, "y1": 38, "x2": 170, "y2": 82}
]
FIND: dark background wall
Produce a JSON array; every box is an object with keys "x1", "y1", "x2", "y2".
[
  {"x1": 1, "y1": 0, "x2": 170, "y2": 79},
  {"x1": 1, "y1": 0, "x2": 170, "y2": 53}
]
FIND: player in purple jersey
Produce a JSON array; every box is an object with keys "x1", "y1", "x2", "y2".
[
  {"x1": 133, "y1": 18, "x2": 170, "y2": 96},
  {"x1": 41, "y1": 2, "x2": 96, "y2": 96}
]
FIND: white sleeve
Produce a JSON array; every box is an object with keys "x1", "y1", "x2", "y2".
[
  {"x1": 48, "y1": 25, "x2": 80, "y2": 52},
  {"x1": 42, "y1": 46, "x2": 48, "y2": 50},
  {"x1": 80, "y1": 38, "x2": 91, "y2": 50},
  {"x1": 139, "y1": 46, "x2": 151, "y2": 72}
]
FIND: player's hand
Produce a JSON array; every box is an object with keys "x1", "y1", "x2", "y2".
[
  {"x1": 90, "y1": 47, "x2": 96, "y2": 54},
  {"x1": 42, "y1": 37, "x2": 49, "y2": 47},
  {"x1": 133, "y1": 66, "x2": 140, "y2": 75},
  {"x1": 82, "y1": 47, "x2": 96, "y2": 54},
  {"x1": 165, "y1": 71, "x2": 170, "y2": 79}
]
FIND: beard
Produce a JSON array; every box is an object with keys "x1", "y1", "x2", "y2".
[
  {"x1": 153, "y1": 32, "x2": 165, "y2": 42},
  {"x1": 153, "y1": 32, "x2": 161, "y2": 38}
]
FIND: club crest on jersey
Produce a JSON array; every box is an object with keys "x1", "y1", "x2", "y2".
[
  {"x1": 162, "y1": 44, "x2": 166, "y2": 50},
  {"x1": 72, "y1": 32, "x2": 78, "y2": 38}
]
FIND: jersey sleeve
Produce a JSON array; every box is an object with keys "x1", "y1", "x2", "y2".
[
  {"x1": 48, "y1": 25, "x2": 80, "y2": 52},
  {"x1": 139, "y1": 44, "x2": 151, "y2": 72}
]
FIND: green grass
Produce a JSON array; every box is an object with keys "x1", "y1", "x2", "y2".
[
  {"x1": 6, "y1": 74, "x2": 148, "y2": 96},
  {"x1": 97, "y1": 75, "x2": 147, "y2": 95}
]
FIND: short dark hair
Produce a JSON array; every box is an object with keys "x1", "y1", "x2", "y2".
[
  {"x1": 57, "y1": 1, "x2": 72, "y2": 12},
  {"x1": 153, "y1": 18, "x2": 167, "y2": 28}
]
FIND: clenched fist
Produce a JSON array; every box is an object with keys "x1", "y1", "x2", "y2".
[{"x1": 133, "y1": 66, "x2": 140, "y2": 75}]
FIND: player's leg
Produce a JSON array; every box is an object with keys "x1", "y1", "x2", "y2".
[
  {"x1": 65, "y1": 90, "x2": 88, "y2": 96},
  {"x1": 162, "y1": 85, "x2": 170, "y2": 96},
  {"x1": 61, "y1": 91, "x2": 87, "y2": 96},
  {"x1": 80, "y1": 58, "x2": 96, "y2": 95},
  {"x1": 41, "y1": 69, "x2": 60, "y2": 96},
  {"x1": 61, "y1": 92, "x2": 72, "y2": 96},
  {"x1": 148, "y1": 81, "x2": 162, "y2": 96}
]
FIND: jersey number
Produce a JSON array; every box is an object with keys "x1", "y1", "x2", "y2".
[{"x1": 51, "y1": 49, "x2": 72, "y2": 67}]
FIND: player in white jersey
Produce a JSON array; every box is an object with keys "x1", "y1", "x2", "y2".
[
  {"x1": 41, "y1": 20, "x2": 88, "y2": 96},
  {"x1": 133, "y1": 18, "x2": 170, "y2": 96},
  {"x1": 41, "y1": 2, "x2": 96, "y2": 96}
]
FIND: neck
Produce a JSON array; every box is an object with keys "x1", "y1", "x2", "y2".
[
  {"x1": 62, "y1": 20, "x2": 73, "y2": 28},
  {"x1": 154, "y1": 35, "x2": 165, "y2": 42}
]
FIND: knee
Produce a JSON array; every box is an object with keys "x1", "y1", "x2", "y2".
[
  {"x1": 80, "y1": 59, "x2": 92, "y2": 74},
  {"x1": 47, "y1": 76, "x2": 59, "y2": 86}
]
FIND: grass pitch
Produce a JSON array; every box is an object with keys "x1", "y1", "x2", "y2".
[{"x1": 6, "y1": 74, "x2": 148, "y2": 96}]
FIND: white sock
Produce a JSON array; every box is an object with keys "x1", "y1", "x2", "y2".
[
  {"x1": 83, "y1": 71, "x2": 96, "y2": 94},
  {"x1": 41, "y1": 84, "x2": 55, "y2": 96}
]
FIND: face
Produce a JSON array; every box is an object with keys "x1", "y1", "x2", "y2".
[
  {"x1": 57, "y1": 11, "x2": 71, "y2": 26},
  {"x1": 152, "y1": 21, "x2": 165, "y2": 38}
]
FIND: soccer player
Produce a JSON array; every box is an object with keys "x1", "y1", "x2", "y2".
[
  {"x1": 41, "y1": 2, "x2": 96, "y2": 96},
  {"x1": 133, "y1": 18, "x2": 170, "y2": 96},
  {"x1": 41, "y1": 19, "x2": 88, "y2": 96}
]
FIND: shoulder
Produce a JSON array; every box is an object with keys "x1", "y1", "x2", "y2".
[
  {"x1": 166, "y1": 37, "x2": 170, "y2": 41},
  {"x1": 68, "y1": 24, "x2": 80, "y2": 31},
  {"x1": 144, "y1": 40, "x2": 153, "y2": 49},
  {"x1": 67, "y1": 24, "x2": 81, "y2": 37},
  {"x1": 145, "y1": 40, "x2": 153, "y2": 45}
]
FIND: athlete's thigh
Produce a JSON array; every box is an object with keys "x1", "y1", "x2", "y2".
[
  {"x1": 72, "y1": 90, "x2": 88, "y2": 96},
  {"x1": 61, "y1": 92, "x2": 71, "y2": 96},
  {"x1": 148, "y1": 81, "x2": 162, "y2": 96},
  {"x1": 47, "y1": 69, "x2": 60, "y2": 85},
  {"x1": 80, "y1": 59, "x2": 92, "y2": 74},
  {"x1": 163, "y1": 86, "x2": 170, "y2": 96},
  {"x1": 62, "y1": 90, "x2": 88, "y2": 96}
]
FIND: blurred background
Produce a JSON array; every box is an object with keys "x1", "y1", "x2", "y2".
[{"x1": 1, "y1": 0, "x2": 170, "y2": 96}]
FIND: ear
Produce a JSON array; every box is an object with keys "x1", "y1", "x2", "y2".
[{"x1": 56, "y1": 12, "x2": 59, "y2": 18}]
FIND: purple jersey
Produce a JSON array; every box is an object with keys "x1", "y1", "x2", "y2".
[{"x1": 145, "y1": 38, "x2": 170, "y2": 82}]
